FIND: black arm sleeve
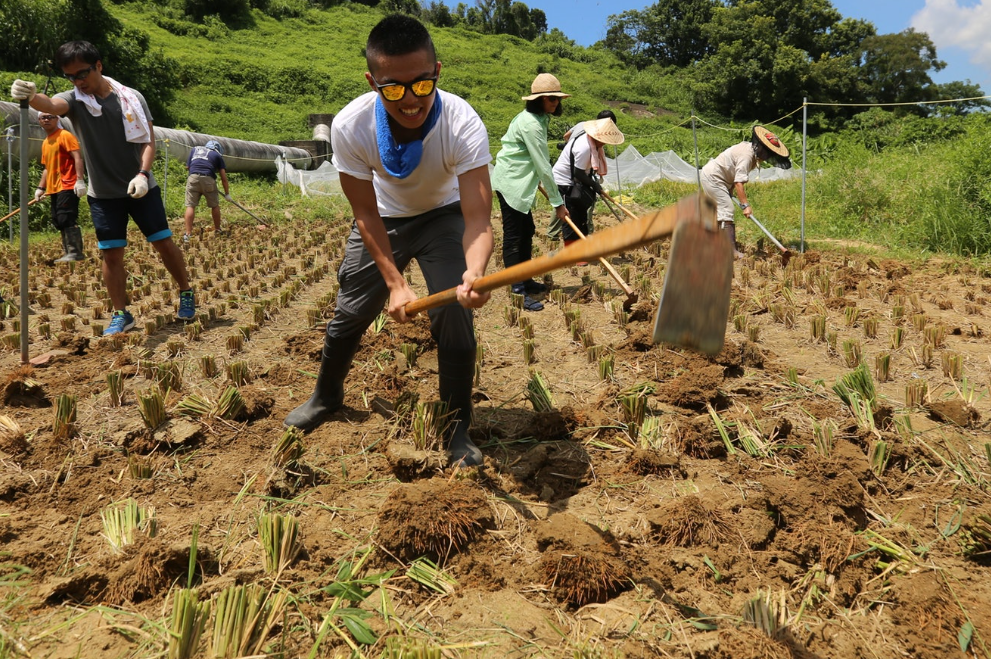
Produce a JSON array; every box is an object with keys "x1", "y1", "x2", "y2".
[{"x1": 573, "y1": 168, "x2": 602, "y2": 193}]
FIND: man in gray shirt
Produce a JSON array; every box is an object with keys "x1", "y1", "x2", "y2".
[{"x1": 11, "y1": 40, "x2": 195, "y2": 335}]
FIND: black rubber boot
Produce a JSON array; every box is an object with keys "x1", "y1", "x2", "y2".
[
  {"x1": 439, "y1": 351, "x2": 483, "y2": 468},
  {"x1": 720, "y1": 221, "x2": 742, "y2": 259},
  {"x1": 284, "y1": 333, "x2": 362, "y2": 431},
  {"x1": 55, "y1": 227, "x2": 84, "y2": 262},
  {"x1": 55, "y1": 230, "x2": 68, "y2": 261}
]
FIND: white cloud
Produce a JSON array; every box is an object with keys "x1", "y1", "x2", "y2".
[{"x1": 912, "y1": 0, "x2": 991, "y2": 83}]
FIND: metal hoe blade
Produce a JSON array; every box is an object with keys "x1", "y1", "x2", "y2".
[{"x1": 652, "y1": 219, "x2": 733, "y2": 355}]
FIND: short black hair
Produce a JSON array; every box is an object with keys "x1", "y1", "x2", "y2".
[
  {"x1": 597, "y1": 109, "x2": 617, "y2": 122},
  {"x1": 366, "y1": 14, "x2": 436, "y2": 72},
  {"x1": 55, "y1": 41, "x2": 101, "y2": 69},
  {"x1": 525, "y1": 97, "x2": 563, "y2": 116}
]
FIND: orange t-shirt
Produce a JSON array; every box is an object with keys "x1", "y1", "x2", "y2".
[{"x1": 40, "y1": 129, "x2": 81, "y2": 194}]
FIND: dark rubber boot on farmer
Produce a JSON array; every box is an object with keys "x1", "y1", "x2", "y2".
[
  {"x1": 720, "y1": 221, "x2": 742, "y2": 260},
  {"x1": 439, "y1": 351, "x2": 482, "y2": 468},
  {"x1": 55, "y1": 230, "x2": 68, "y2": 262},
  {"x1": 55, "y1": 227, "x2": 84, "y2": 262},
  {"x1": 284, "y1": 333, "x2": 362, "y2": 431}
]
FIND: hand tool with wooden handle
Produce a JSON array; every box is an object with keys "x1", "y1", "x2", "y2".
[
  {"x1": 538, "y1": 185, "x2": 638, "y2": 309},
  {"x1": 559, "y1": 212, "x2": 638, "y2": 310},
  {"x1": 598, "y1": 189, "x2": 639, "y2": 221},
  {"x1": 0, "y1": 198, "x2": 38, "y2": 224},
  {"x1": 732, "y1": 198, "x2": 791, "y2": 263},
  {"x1": 405, "y1": 193, "x2": 732, "y2": 354},
  {"x1": 224, "y1": 195, "x2": 268, "y2": 229}
]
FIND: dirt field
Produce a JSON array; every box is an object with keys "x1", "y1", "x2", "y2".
[{"x1": 1, "y1": 203, "x2": 990, "y2": 659}]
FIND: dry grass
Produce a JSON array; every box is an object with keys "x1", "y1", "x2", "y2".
[
  {"x1": 651, "y1": 494, "x2": 731, "y2": 547},
  {"x1": 540, "y1": 551, "x2": 631, "y2": 607}
]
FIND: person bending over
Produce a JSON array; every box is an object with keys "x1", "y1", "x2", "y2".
[
  {"x1": 284, "y1": 14, "x2": 493, "y2": 469},
  {"x1": 699, "y1": 125, "x2": 791, "y2": 258}
]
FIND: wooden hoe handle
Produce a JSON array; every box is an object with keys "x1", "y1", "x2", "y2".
[
  {"x1": 598, "y1": 189, "x2": 639, "y2": 221},
  {"x1": 0, "y1": 198, "x2": 39, "y2": 224},
  {"x1": 404, "y1": 193, "x2": 714, "y2": 316},
  {"x1": 558, "y1": 213, "x2": 636, "y2": 298}
]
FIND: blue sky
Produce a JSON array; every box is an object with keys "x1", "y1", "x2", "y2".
[{"x1": 534, "y1": 0, "x2": 991, "y2": 92}]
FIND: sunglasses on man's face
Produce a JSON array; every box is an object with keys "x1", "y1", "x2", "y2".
[
  {"x1": 62, "y1": 66, "x2": 95, "y2": 82},
  {"x1": 370, "y1": 75, "x2": 437, "y2": 102},
  {"x1": 38, "y1": 115, "x2": 57, "y2": 121}
]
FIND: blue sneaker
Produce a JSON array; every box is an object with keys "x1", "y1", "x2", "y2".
[
  {"x1": 178, "y1": 289, "x2": 196, "y2": 320},
  {"x1": 104, "y1": 310, "x2": 135, "y2": 336}
]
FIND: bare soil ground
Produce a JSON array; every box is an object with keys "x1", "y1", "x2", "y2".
[{"x1": 1, "y1": 206, "x2": 990, "y2": 659}]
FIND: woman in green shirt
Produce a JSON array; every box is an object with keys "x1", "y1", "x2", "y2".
[{"x1": 491, "y1": 74, "x2": 571, "y2": 312}]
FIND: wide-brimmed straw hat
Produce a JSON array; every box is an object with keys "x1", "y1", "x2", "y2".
[
  {"x1": 753, "y1": 125, "x2": 788, "y2": 158},
  {"x1": 521, "y1": 73, "x2": 571, "y2": 101},
  {"x1": 584, "y1": 118, "x2": 624, "y2": 145}
]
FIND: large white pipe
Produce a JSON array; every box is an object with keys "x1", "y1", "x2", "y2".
[
  {"x1": 0, "y1": 101, "x2": 312, "y2": 172},
  {"x1": 155, "y1": 127, "x2": 312, "y2": 173}
]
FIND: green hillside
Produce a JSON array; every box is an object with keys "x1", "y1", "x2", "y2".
[
  {"x1": 3, "y1": 1, "x2": 991, "y2": 258},
  {"x1": 103, "y1": 2, "x2": 699, "y2": 154}
]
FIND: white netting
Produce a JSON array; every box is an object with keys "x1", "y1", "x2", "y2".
[
  {"x1": 276, "y1": 156, "x2": 341, "y2": 196},
  {"x1": 599, "y1": 145, "x2": 801, "y2": 191},
  {"x1": 276, "y1": 147, "x2": 802, "y2": 197}
]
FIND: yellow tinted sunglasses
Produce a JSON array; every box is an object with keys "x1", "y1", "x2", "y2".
[{"x1": 371, "y1": 75, "x2": 437, "y2": 102}]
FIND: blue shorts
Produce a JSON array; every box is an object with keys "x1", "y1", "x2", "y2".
[{"x1": 88, "y1": 185, "x2": 172, "y2": 250}]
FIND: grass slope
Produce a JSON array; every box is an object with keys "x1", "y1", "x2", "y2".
[{"x1": 2, "y1": 3, "x2": 989, "y2": 258}]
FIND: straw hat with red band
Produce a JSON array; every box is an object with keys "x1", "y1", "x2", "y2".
[
  {"x1": 521, "y1": 73, "x2": 571, "y2": 101},
  {"x1": 583, "y1": 118, "x2": 625, "y2": 146},
  {"x1": 753, "y1": 125, "x2": 789, "y2": 158}
]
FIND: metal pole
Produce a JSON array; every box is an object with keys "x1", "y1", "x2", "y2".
[
  {"x1": 19, "y1": 100, "x2": 30, "y2": 364},
  {"x1": 691, "y1": 108, "x2": 701, "y2": 192},
  {"x1": 163, "y1": 138, "x2": 168, "y2": 206},
  {"x1": 614, "y1": 144, "x2": 622, "y2": 195},
  {"x1": 800, "y1": 97, "x2": 808, "y2": 253},
  {"x1": 6, "y1": 127, "x2": 13, "y2": 243}
]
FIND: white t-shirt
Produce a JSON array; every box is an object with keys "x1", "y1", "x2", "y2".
[
  {"x1": 700, "y1": 141, "x2": 757, "y2": 189},
  {"x1": 552, "y1": 129, "x2": 593, "y2": 187},
  {"x1": 331, "y1": 89, "x2": 491, "y2": 218}
]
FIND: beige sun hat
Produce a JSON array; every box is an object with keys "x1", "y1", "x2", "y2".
[
  {"x1": 753, "y1": 125, "x2": 789, "y2": 158},
  {"x1": 521, "y1": 73, "x2": 571, "y2": 101},
  {"x1": 583, "y1": 118, "x2": 624, "y2": 146}
]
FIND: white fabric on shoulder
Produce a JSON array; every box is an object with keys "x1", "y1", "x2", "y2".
[{"x1": 73, "y1": 76, "x2": 151, "y2": 144}]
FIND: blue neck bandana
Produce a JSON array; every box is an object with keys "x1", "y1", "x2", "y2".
[{"x1": 375, "y1": 92, "x2": 442, "y2": 179}]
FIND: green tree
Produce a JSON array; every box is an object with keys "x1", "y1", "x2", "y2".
[
  {"x1": 0, "y1": 0, "x2": 66, "y2": 73},
  {"x1": 424, "y1": 1, "x2": 458, "y2": 27},
  {"x1": 603, "y1": 0, "x2": 716, "y2": 69},
  {"x1": 692, "y1": 0, "x2": 873, "y2": 119},
  {"x1": 178, "y1": 0, "x2": 251, "y2": 21},
  {"x1": 859, "y1": 29, "x2": 945, "y2": 107},
  {"x1": 382, "y1": 0, "x2": 421, "y2": 14},
  {"x1": 450, "y1": 0, "x2": 545, "y2": 38},
  {"x1": 0, "y1": 0, "x2": 180, "y2": 122},
  {"x1": 926, "y1": 80, "x2": 989, "y2": 116}
]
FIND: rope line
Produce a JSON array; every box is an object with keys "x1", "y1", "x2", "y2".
[
  {"x1": 806, "y1": 94, "x2": 991, "y2": 107},
  {"x1": 620, "y1": 116, "x2": 694, "y2": 140},
  {"x1": 5, "y1": 132, "x2": 314, "y2": 165},
  {"x1": 691, "y1": 115, "x2": 739, "y2": 132}
]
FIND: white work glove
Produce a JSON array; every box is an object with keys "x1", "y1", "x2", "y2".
[
  {"x1": 34, "y1": 187, "x2": 45, "y2": 203},
  {"x1": 224, "y1": 193, "x2": 232, "y2": 202},
  {"x1": 127, "y1": 173, "x2": 148, "y2": 199},
  {"x1": 11, "y1": 79, "x2": 37, "y2": 101},
  {"x1": 74, "y1": 179, "x2": 87, "y2": 198}
]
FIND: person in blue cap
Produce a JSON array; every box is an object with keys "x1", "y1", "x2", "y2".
[{"x1": 183, "y1": 139, "x2": 231, "y2": 242}]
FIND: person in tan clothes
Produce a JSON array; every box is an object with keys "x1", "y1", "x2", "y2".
[{"x1": 700, "y1": 125, "x2": 791, "y2": 258}]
